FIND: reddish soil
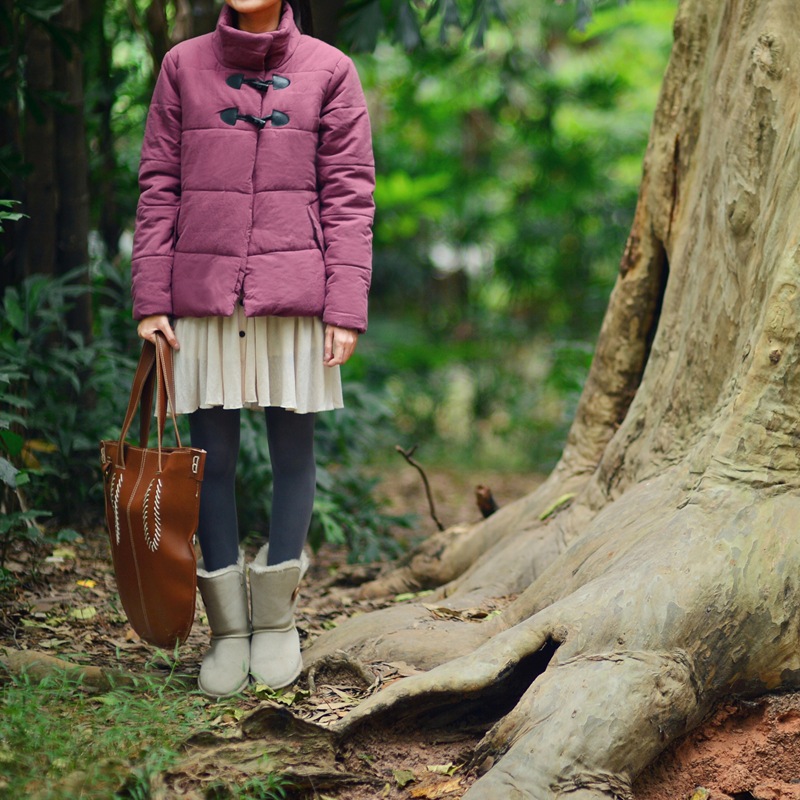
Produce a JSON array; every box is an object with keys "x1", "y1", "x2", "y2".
[{"x1": 635, "y1": 695, "x2": 800, "y2": 800}]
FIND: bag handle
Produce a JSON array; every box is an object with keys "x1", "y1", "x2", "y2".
[
  {"x1": 153, "y1": 333, "x2": 183, "y2": 470},
  {"x1": 115, "y1": 333, "x2": 182, "y2": 470}
]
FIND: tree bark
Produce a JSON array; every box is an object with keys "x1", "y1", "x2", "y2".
[
  {"x1": 0, "y1": 0, "x2": 23, "y2": 291},
  {"x1": 22, "y1": 22, "x2": 57, "y2": 279},
  {"x1": 88, "y1": 0, "x2": 123, "y2": 261},
  {"x1": 54, "y1": 0, "x2": 92, "y2": 339}
]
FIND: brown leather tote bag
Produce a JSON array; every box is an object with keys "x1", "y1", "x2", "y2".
[{"x1": 100, "y1": 333, "x2": 206, "y2": 648}]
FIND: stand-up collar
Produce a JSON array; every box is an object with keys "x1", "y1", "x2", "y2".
[{"x1": 212, "y1": 2, "x2": 301, "y2": 72}]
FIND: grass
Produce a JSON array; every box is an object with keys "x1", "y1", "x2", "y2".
[{"x1": 0, "y1": 663, "x2": 289, "y2": 799}]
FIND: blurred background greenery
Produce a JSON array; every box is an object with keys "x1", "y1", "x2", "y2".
[{"x1": 0, "y1": 0, "x2": 676, "y2": 570}]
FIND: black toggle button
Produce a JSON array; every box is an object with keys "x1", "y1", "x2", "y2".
[
  {"x1": 219, "y1": 107, "x2": 290, "y2": 128},
  {"x1": 269, "y1": 110, "x2": 290, "y2": 127},
  {"x1": 226, "y1": 73, "x2": 291, "y2": 92}
]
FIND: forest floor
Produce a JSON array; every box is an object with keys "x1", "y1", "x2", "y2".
[{"x1": 2, "y1": 465, "x2": 800, "y2": 799}]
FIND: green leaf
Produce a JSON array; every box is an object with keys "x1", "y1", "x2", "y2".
[
  {"x1": 0, "y1": 429, "x2": 24, "y2": 457},
  {"x1": 0, "y1": 456, "x2": 18, "y2": 487},
  {"x1": 14, "y1": 471, "x2": 30, "y2": 487},
  {"x1": 393, "y1": 768, "x2": 416, "y2": 788},
  {"x1": 539, "y1": 493, "x2": 576, "y2": 521},
  {"x1": 3, "y1": 293, "x2": 25, "y2": 334}
]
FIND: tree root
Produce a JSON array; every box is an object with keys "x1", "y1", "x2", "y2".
[
  {"x1": 319, "y1": 477, "x2": 800, "y2": 798},
  {"x1": 0, "y1": 647, "x2": 139, "y2": 690},
  {"x1": 154, "y1": 703, "x2": 377, "y2": 796}
]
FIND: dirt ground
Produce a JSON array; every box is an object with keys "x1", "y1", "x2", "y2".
[
  {"x1": 634, "y1": 696, "x2": 800, "y2": 800},
  {"x1": 3, "y1": 465, "x2": 800, "y2": 799}
]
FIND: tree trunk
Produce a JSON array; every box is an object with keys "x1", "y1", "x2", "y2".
[
  {"x1": 54, "y1": 0, "x2": 92, "y2": 339},
  {"x1": 172, "y1": 0, "x2": 800, "y2": 796},
  {"x1": 0, "y1": 0, "x2": 23, "y2": 291},
  {"x1": 22, "y1": 22, "x2": 57, "y2": 279},
  {"x1": 89, "y1": 0, "x2": 123, "y2": 261}
]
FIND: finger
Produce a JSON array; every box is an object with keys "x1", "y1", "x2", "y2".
[
  {"x1": 337, "y1": 342, "x2": 352, "y2": 366},
  {"x1": 162, "y1": 324, "x2": 180, "y2": 350},
  {"x1": 325, "y1": 339, "x2": 340, "y2": 366},
  {"x1": 330, "y1": 337, "x2": 342, "y2": 366},
  {"x1": 150, "y1": 320, "x2": 178, "y2": 350},
  {"x1": 324, "y1": 326, "x2": 335, "y2": 362}
]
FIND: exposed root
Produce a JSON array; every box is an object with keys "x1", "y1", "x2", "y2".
[
  {"x1": 0, "y1": 647, "x2": 139, "y2": 691},
  {"x1": 157, "y1": 704, "x2": 377, "y2": 795},
  {"x1": 327, "y1": 479, "x2": 800, "y2": 798},
  {"x1": 305, "y1": 600, "x2": 492, "y2": 669}
]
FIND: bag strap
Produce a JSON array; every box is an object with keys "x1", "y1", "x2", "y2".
[
  {"x1": 139, "y1": 338, "x2": 176, "y2": 449},
  {"x1": 115, "y1": 333, "x2": 182, "y2": 470},
  {"x1": 154, "y1": 334, "x2": 183, "y2": 464}
]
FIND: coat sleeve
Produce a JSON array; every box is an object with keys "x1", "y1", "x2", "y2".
[
  {"x1": 131, "y1": 50, "x2": 182, "y2": 320},
  {"x1": 317, "y1": 54, "x2": 375, "y2": 334}
]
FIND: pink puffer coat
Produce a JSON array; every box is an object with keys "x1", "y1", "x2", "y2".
[{"x1": 131, "y1": 2, "x2": 375, "y2": 333}]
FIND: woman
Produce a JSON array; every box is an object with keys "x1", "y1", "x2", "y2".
[{"x1": 131, "y1": 0, "x2": 374, "y2": 697}]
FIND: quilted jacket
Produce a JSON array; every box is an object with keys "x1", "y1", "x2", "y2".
[{"x1": 131, "y1": 2, "x2": 375, "y2": 333}]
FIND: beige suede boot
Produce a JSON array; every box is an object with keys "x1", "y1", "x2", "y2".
[
  {"x1": 196, "y1": 552, "x2": 251, "y2": 698},
  {"x1": 248, "y1": 545, "x2": 309, "y2": 689}
]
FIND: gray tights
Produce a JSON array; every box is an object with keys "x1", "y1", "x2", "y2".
[{"x1": 189, "y1": 406, "x2": 316, "y2": 571}]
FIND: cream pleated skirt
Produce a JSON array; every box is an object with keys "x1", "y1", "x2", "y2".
[{"x1": 172, "y1": 305, "x2": 344, "y2": 415}]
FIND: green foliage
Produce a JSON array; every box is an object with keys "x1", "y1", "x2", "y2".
[
  {"x1": 0, "y1": 666, "x2": 291, "y2": 799},
  {"x1": 0, "y1": 368, "x2": 53, "y2": 583},
  {"x1": 206, "y1": 771, "x2": 292, "y2": 800},
  {"x1": 0, "y1": 267, "x2": 139, "y2": 524},
  {"x1": 340, "y1": 0, "x2": 506, "y2": 51},
  {"x1": 363, "y1": 317, "x2": 594, "y2": 470},
  {"x1": 361, "y1": 0, "x2": 676, "y2": 340},
  {"x1": 345, "y1": 0, "x2": 675, "y2": 471},
  {"x1": 0, "y1": 200, "x2": 27, "y2": 229}
]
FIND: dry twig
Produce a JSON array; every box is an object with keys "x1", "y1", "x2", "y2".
[{"x1": 395, "y1": 445, "x2": 445, "y2": 531}]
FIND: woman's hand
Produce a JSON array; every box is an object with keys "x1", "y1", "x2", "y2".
[
  {"x1": 324, "y1": 324, "x2": 358, "y2": 367},
  {"x1": 137, "y1": 314, "x2": 180, "y2": 349}
]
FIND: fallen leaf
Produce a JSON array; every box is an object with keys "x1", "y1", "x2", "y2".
[
  {"x1": 409, "y1": 777, "x2": 462, "y2": 798},
  {"x1": 252, "y1": 685, "x2": 310, "y2": 705},
  {"x1": 77, "y1": 579, "x2": 96, "y2": 588},
  {"x1": 384, "y1": 660, "x2": 425, "y2": 677},
  {"x1": 124, "y1": 627, "x2": 141, "y2": 642},
  {"x1": 689, "y1": 790, "x2": 711, "y2": 800},
  {"x1": 393, "y1": 768, "x2": 416, "y2": 788},
  {"x1": 427, "y1": 763, "x2": 457, "y2": 776},
  {"x1": 539, "y1": 492, "x2": 576, "y2": 521},
  {"x1": 39, "y1": 638, "x2": 70, "y2": 650},
  {"x1": 70, "y1": 606, "x2": 97, "y2": 621},
  {"x1": 394, "y1": 590, "x2": 434, "y2": 603}
]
